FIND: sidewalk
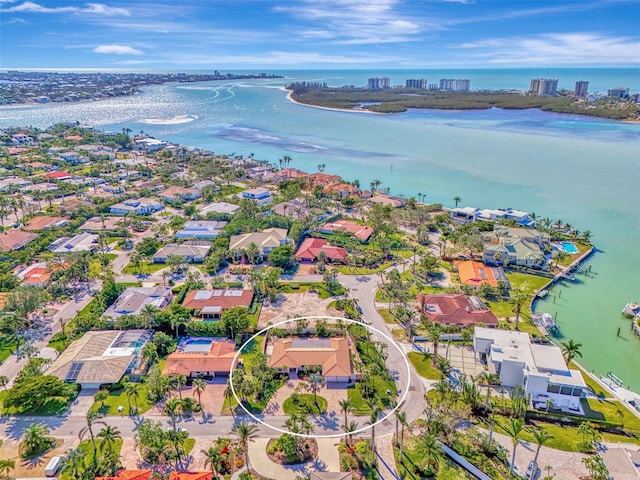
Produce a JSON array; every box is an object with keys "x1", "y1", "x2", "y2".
[{"x1": 376, "y1": 435, "x2": 399, "y2": 480}]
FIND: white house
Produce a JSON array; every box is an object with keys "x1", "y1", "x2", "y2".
[
  {"x1": 49, "y1": 233, "x2": 99, "y2": 254},
  {"x1": 473, "y1": 327, "x2": 586, "y2": 413},
  {"x1": 241, "y1": 187, "x2": 273, "y2": 206},
  {"x1": 109, "y1": 198, "x2": 165, "y2": 215}
]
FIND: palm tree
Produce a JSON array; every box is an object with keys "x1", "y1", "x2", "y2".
[
  {"x1": 0, "y1": 459, "x2": 16, "y2": 479},
  {"x1": 124, "y1": 382, "x2": 141, "y2": 415},
  {"x1": 397, "y1": 410, "x2": 407, "y2": 462},
  {"x1": 202, "y1": 445, "x2": 222, "y2": 478},
  {"x1": 0, "y1": 375, "x2": 8, "y2": 390},
  {"x1": 561, "y1": 339, "x2": 583, "y2": 364},
  {"x1": 307, "y1": 372, "x2": 325, "y2": 406},
  {"x1": 170, "y1": 374, "x2": 187, "y2": 399},
  {"x1": 21, "y1": 423, "x2": 53, "y2": 457},
  {"x1": 338, "y1": 399, "x2": 353, "y2": 444},
  {"x1": 78, "y1": 411, "x2": 107, "y2": 458},
  {"x1": 511, "y1": 286, "x2": 530, "y2": 330},
  {"x1": 453, "y1": 196, "x2": 462, "y2": 208},
  {"x1": 342, "y1": 420, "x2": 358, "y2": 448},
  {"x1": 416, "y1": 433, "x2": 443, "y2": 473},
  {"x1": 164, "y1": 398, "x2": 182, "y2": 431},
  {"x1": 528, "y1": 426, "x2": 554, "y2": 466},
  {"x1": 192, "y1": 378, "x2": 207, "y2": 407},
  {"x1": 477, "y1": 372, "x2": 501, "y2": 405},
  {"x1": 232, "y1": 422, "x2": 259, "y2": 472},
  {"x1": 97, "y1": 425, "x2": 121, "y2": 453},
  {"x1": 426, "y1": 322, "x2": 443, "y2": 367},
  {"x1": 61, "y1": 448, "x2": 86, "y2": 480},
  {"x1": 499, "y1": 417, "x2": 525, "y2": 474},
  {"x1": 368, "y1": 406, "x2": 381, "y2": 468}
]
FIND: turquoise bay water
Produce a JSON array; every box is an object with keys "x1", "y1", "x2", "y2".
[{"x1": 2, "y1": 68, "x2": 639, "y2": 389}]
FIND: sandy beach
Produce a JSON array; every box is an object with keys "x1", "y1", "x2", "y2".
[{"x1": 282, "y1": 87, "x2": 381, "y2": 115}]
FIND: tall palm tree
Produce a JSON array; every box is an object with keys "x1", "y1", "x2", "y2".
[
  {"x1": 453, "y1": 196, "x2": 462, "y2": 208},
  {"x1": 397, "y1": 410, "x2": 407, "y2": 462},
  {"x1": 511, "y1": 286, "x2": 530, "y2": 330},
  {"x1": 202, "y1": 446, "x2": 222, "y2": 478},
  {"x1": 368, "y1": 406, "x2": 381, "y2": 468},
  {"x1": 78, "y1": 411, "x2": 107, "y2": 459},
  {"x1": 476, "y1": 372, "x2": 501, "y2": 405},
  {"x1": 164, "y1": 398, "x2": 182, "y2": 431},
  {"x1": 124, "y1": 382, "x2": 141, "y2": 415},
  {"x1": 97, "y1": 425, "x2": 121, "y2": 453},
  {"x1": 338, "y1": 399, "x2": 353, "y2": 444},
  {"x1": 171, "y1": 374, "x2": 187, "y2": 399},
  {"x1": 342, "y1": 420, "x2": 358, "y2": 448},
  {"x1": 307, "y1": 372, "x2": 325, "y2": 406},
  {"x1": 232, "y1": 422, "x2": 259, "y2": 472},
  {"x1": 425, "y1": 321, "x2": 443, "y2": 367},
  {"x1": 192, "y1": 378, "x2": 207, "y2": 407},
  {"x1": 499, "y1": 417, "x2": 525, "y2": 474},
  {"x1": 528, "y1": 426, "x2": 554, "y2": 466},
  {"x1": 561, "y1": 339, "x2": 583, "y2": 364}
]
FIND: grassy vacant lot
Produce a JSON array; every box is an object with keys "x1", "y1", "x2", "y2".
[
  {"x1": 506, "y1": 272, "x2": 550, "y2": 295},
  {"x1": 407, "y1": 352, "x2": 443, "y2": 380},
  {"x1": 278, "y1": 282, "x2": 345, "y2": 299},
  {"x1": 90, "y1": 384, "x2": 155, "y2": 416},
  {"x1": 122, "y1": 262, "x2": 168, "y2": 275},
  {"x1": 282, "y1": 393, "x2": 327, "y2": 415}
]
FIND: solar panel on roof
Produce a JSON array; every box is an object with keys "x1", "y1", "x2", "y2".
[
  {"x1": 66, "y1": 362, "x2": 83, "y2": 381},
  {"x1": 194, "y1": 290, "x2": 212, "y2": 300}
]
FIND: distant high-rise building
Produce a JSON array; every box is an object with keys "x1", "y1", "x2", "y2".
[
  {"x1": 529, "y1": 78, "x2": 558, "y2": 96},
  {"x1": 454, "y1": 79, "x2": 471, "y2": 91},
  {"x1": 406, "y1": 79, "x2": 428, "y2": 89},
  {"x1": 607, "y1": 87, "x2": 630, "y2": 98},
  {"x1": 367, "y1": 77, "x2": 391, "y2": 90},
  {"x1": 428, "y1": 84, "x2": 439, "y2": 90},
  {"x1": 574, "y1": 81, "x2": 589, "y2": 98},
  {"x1": 439, "y1": 78, "x2": 471, "y2": 92},
  {"x1": 439, "y1": 79, "x2": 454, "y2": 91}
]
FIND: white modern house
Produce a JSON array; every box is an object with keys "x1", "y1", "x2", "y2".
[
  {"x1": 473, "y1": 327, "x2": 586, "y2": 413},
  {"x1": 109, "y1": 198, "x2": 165, "y2": 215}
]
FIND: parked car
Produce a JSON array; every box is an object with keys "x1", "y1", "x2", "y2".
[{"x1": 526, "y1": 461, "x2": 541, "y2": 480}]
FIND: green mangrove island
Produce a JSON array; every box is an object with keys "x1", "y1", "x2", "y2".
[{"x1": 287, "y1": 82, "x2": 640, "y2": 120}]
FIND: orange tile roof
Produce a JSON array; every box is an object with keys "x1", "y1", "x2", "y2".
[
  {"x1": 308, "y1": 172, "x2": 342, "y2": 186},
  {"x1": 21, "y1": 266, "x2": 51, "y2": 286},
  {"x1": 23, "y1": 216, "x2": 68, "y2": 231},
  {"x1": 163, "y1": 341, "x2": 237, "y2": 376},
  {"x1": 0, "y1": 230, "x2": 38, "y2": 252},
  {"x1": 183, "y1": 289, "x2": 254, "y2": 312},
  {"x1": 269, "y1": 337, "x2": 353, "y2": 378},
  {"x1": 453, "y1": 260, "x2": 500, "y2": 288},
  {"x1": 95, "y1": 469, "x2": 153, "y2": 480},
  {"x1": 417, "y1": 294, "x2": 499, "y2": 326},
  {"x1": 169, "y1": 472, "x2": 213, "y2": 480},
  {"x1": 320, "y1": 219, "x2": 373, "y2": 241},
  {"x1": 295, "y1": 238, "x2": 347, "y2": 262}
]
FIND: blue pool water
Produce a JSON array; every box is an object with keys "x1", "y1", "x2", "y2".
[
  {"x1": 181, "y1": 338, "x2": 213, "y2": 353},
  {"x1": 561, "y1": 242, "x2": 580, "y2": 254}
]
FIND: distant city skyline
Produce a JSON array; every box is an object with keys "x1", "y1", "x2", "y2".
[{"x1": 0, "y1": 0, "x2": 639, "y2": 70}]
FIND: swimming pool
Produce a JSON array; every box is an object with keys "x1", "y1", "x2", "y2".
[
  {"x1": 561, "y1": 242, "x2": 580, "y2": 254},
  {"x1": 180, "y1": 338, "x2": 213, "y2": 353}
]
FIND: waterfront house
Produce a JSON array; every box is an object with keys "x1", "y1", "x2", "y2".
[
  {"x1": 307, "y1": 172, "x2": 342, "y2": 187},
  {"x1": 449, "y1": 206, "x2": 479, "y2": 224},
  {"x1": 368, "y1": 193, "x2": 405, "y2": 208},
  {"x1": 158, "y1": 185, "x2": 201, "y2": 204},
  {"x1": 134, "y1": 137, "x2": 169, "y2": 152},
  {"x1": 46, "y1": 330, "x2": 152, "y2": 389},
  {"x1": 473, "y1": 327, "x2": 586, "y2": 413},
  {"x1": 241, "y1": 187, "x2": 273, "y2": 206},
  {"x1": 0, "y1": 230, "x2": 38, "y2": 252},
  {"x1": 319, "y1": 219, "x2": 373, "y2": 242},
  {"x1": 323, "y1": 182, "x2": 362, "y2": 199},
  {"x1": 182, "y1": 289, "x2": 254, "y2": 320},
  {"x1": 49, "y1": 232, "x2": 98, "y2": 254},
  {"x1": 229, "y1": 228, "x2": 291, "y2": 260},
  {"x1": 152, "y1": 242, "x2": 211, "y2": 264},
  {"x1": 102, "y1": 285, "x2": 173, "y2": 321},
  {"x1": 163, "y1": 338, "x2": 236, "y2": 378},
  {"x1": 268, "y1": 337, "x2": 355, "y2": 383},
  {"x1": 295, "y1": 238, "x2": 347, "y2": 263},
  {"x1": 274, "y1": 168, "x2": 308, "y2": 182},
  {"x1": 174, "y1": 220, "x2": 227, "y2": 239},
  {"x1": 453, "y1": 260, "x2": 508, "y2": 289},
  {"x1": 482, "y1": 226, "x2": 549, "y2": 268},
  {"x1": 486, "y1": 226, "x2": 550, "y2": 247},
  {"x1": 417, "y1": 293, "x2": 499, "y2": 327},
  {"x1": 109, "y1": 198, "x2": 165, "y2": 215}
]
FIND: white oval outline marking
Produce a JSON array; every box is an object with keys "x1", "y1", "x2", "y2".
[{"x1": 229, "y1": 315, "x2": 412, "y2": 438}]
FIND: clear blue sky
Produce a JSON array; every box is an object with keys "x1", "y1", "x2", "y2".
[{"x1": 1, "y1": 0, "x2": 639, "y2": 70}]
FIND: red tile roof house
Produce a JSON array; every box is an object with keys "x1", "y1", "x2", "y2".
[
  {"x1": 163, "y1": 339, "x2": 236, "y2": 378},
  {"x1": 295, "y1": 238, "x2": 347, "y2": 263},
  {"x1": 22, "y1": 216, "x2": 68, "y2": 231},
  {"x1": 307, "y1": 172, "x2": 342, "y2": 187},
  {"x1": 169, "y1": 473, "x2": 213, "y2": 480},
  {"x1": 417, "y1": 293, "x2": 499, "y2": 328},
  {"x1": 182, "y1": 289, "x2": 254, "y2": 320},
  {"x1": 158, "y1": 186, "x2": 201, "y2": 204},
  {"x1": 96, "y1": 470, "x2": 153, "y2": 480},
  {"x1": 43, "y1": 171, "x2": 73, "y2": 181},
  {"x1": 0, "y1": 230, "x2": 38, "y2": 252},
  {"x1": 319, "y1": 219, "x2": 374, "y2": 242}
]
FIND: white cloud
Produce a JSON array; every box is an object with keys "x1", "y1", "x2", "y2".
[
  {"x1": 276, "y1": 0, "x2": 422, "y2": 44},
  {"x1": 4, "y1": 1, "x2": 129, "y2": 16},
  {"x1": 455, "y1": 33, "x2": 640, "y2": 65},
  {"x1": 93, "y1": 44, "x2": 143, "y2": 55}
]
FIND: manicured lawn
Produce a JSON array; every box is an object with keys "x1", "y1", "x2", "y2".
[
  {"x1": 90, "y1": 384, "x2": 155, "y2": 416},
  {"x1": 282, "y1": 393, "x2": 328, "y2": 415},
  {"x1": 506, "y1": 272, "x2": 550, "y2": 295},
  {"x1": 0, "y1": 389, "x2": 74, "y2": 416},
  {"x1": 0, "y1": 334, "x2": 14, "y2": 363},
  {"x1": 378, "y1": 309, "x2": 396, "y2": 324},
  {"x1": 486, "y1": 300, "x2": 516, "y2": 319},
  {"x1": 348, "y1": 376, "x2": 396, "y2": 414},
  {"x1": 407, "y1": 352, "x2": 443, "y2": 380},
  {"x1": 568, "y1": 362, "x2": 608, "y2": 398},
  {"x1": 122, "y1": 262, "x2": 168, "y2": 275},
  {"x1": 585, "y1": 398, "x2": 640, "y2": 431},
  {"x1": 184, "y1": 437, "x2": 196, "y2": 454}
]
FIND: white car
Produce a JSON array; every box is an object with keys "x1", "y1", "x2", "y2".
[{"x1": 526, "y1": 461, "x2": 541, "y2": 480}]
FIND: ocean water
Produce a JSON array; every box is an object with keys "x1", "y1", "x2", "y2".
[{"x1": 2, "y1": 68, "x2": 639, "y2": 389}]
